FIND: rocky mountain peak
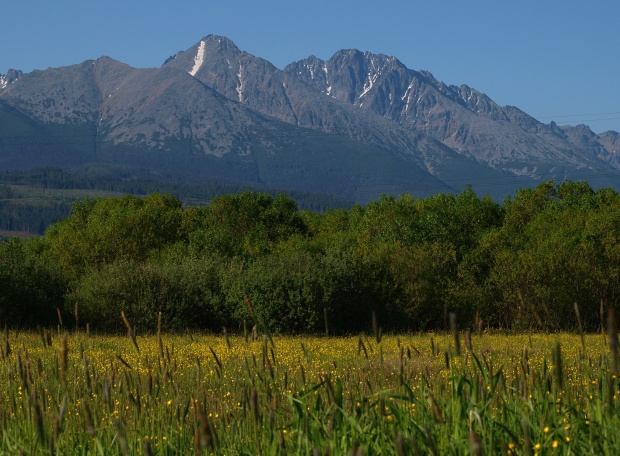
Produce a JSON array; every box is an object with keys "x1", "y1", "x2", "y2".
[
  {"x1": 0, "y1": 69, "x2": 23, "y2": 90},
  {"x1": 202, "y1": 34, "x2": 239, "y2": 49}
]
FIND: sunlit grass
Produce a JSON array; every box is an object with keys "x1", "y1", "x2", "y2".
[{"x1": 1, "y1": 329, "x2": 619, "y2": 454}]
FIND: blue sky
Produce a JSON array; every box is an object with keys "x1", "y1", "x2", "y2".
[{"x1": 2, "y1": 0, "x2": 619, "y2": 133}]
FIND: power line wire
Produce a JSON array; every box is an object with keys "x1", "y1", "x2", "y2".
[{"x1": 535, "y1": 111, "x2": 620, "y2": 119}]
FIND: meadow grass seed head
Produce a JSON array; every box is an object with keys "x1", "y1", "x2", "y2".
[
  {"x1": 449, "y1": 312, "x2": 461, "y2": 356},
  {"x1": 60, "y1": 335, "x2": 68, "y2": 384},
  {"x1": 607, "y1": 308, "x2": 619, "y2": 367}
]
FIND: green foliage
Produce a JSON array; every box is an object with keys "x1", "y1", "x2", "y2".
[
  {"x1": 455, "y1": 181, "x2": 620, "y2": 331},
  {"x1": 3, "y1": 181, "x2": 620, "y2": 333},
  {"x1": 0, "y1": 237, "x2": 63, "y2": 326},
  {"x1": 222, "y1": 251, "x2": 327, "y2": 333},
  {"x1": 42, "y1": 193, "x2": 183, "y2": 278},
  {"x1": 68, "y1": 254, "x2": 225, "y2": 333},
  {"x1": 187, "y1": 191, "x2": 306, "y2": 257}
]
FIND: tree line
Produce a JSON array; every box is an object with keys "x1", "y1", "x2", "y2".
[
  {"x1": 0, "y1": 167, "x2": 354, "y2": 235},
  {"x1": 1, "y1": 181, "x2": 618, "y2": 333}
]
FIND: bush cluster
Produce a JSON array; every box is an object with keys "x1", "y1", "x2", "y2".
[{"x1": 2, "y1": 181, "x2": 620, "y2": 333}]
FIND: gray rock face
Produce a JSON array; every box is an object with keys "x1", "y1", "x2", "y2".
[
  {"x1": 0, "y1": 69, "x2": 23, "y2": 89},
  {"x1": 285, "y1": 50, "x2": 619, "y2": 182}
]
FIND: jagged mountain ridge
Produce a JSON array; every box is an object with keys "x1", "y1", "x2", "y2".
[
  {"x1": 0, "y1": 35, "x2": 619, "y2": 203},
  {"x1": 285, "y1": 49, "x2": 618, "y2": 176},
  {"x1": 161, "y1": 36, "x2": 481, "y2": 176},
  {"x1": 0, "y1": 55, "x2": 458, "y2": 202},
  {"x1": 163, "y1": 35, "x2": 619, "y2": 188}
]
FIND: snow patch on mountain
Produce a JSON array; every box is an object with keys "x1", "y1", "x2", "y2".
[
  {"x1": 189, "y1": 41, "x2": 206, "y2": 76},
  {"x1": 359, "y1": 59, "x2": 380, "y2": 100},
  {"x1": 401, "y1": 81, "x2": 416, "y2": 113},
  {"x1": 0, "y1": 69, "x2": 23, "y2": 90},
  {"x1": 323, "y1": 63, "x2": 332, "y2": 96},
  {"x1": 236, "y1": 64, "x2": 244, "y2": 102}
]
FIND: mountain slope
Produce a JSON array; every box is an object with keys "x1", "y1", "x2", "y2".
[
  {"x1": 162, "y1": 35, "x2": 527, "y2": 197},
  {"x1": 0, "y1": 35, "x2": 619, "y2": 205},
  {"x1": 285, "y1": 50, "x2": 619, "y2": 188},
  {"x1": 0, "y1": 57, "x2": 456, "y2": 202}
]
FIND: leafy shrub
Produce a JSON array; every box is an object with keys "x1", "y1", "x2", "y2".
[
  {"x1": 0, "y1": 237, "x2": 64, "y2": 326},
  {"x1": 68, "y1": 254, "x2": 225, "y2": 332}
]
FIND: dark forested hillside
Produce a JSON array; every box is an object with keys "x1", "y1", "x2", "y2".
[
  {"x1": 0, "y1": 167, "x2": 355, "y2": 236},
  {"x1": 1, "y1": 181, "x2": 619, "y2": 333}
]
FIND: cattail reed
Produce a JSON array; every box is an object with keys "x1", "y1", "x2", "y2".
[
  {"x1": 468, "y1": 411, "x2": 484, "y2": 456},
  {"x1": 465, "y1": 330, "x2": 473, "y2": 352},
  {"x1": 521, "y1": 417, "x2": 532, "y2": 456},
  {"x1": 552, "y1": 341, "x2": 563, "y2": 390},
  {"x1": 279, "y1": 429, "x2": 286, "y2": 452},
  {"x1": 350, "y1": 441, "x2": 363, "y2": 456},
  {"x1": 3, "y1": 326, "x2": 10, "y2": 359},
  {"x1": 395, "y1": 432, "x2": 406, "y2": 456},
  {"x1": 605, "y1": 372, "x2": 616, "y2": 420},
  {"x1": 114, "y1": 419, "x2": 130, "y2": 456},
  {"x1": 82, "y1": 400, "x2": 96, "y2": 437},
  {"x1": 469, "y1": 429, "x2": 483, "y2": 456},
  {"x1": 32, "y1": 393, "x2": 47, "y2": 445},
  {"x1": 262, "y1": 336, "x2": 268, "y2": 368},
  {"x1": 143, "y1": 438, "x2": 153, "y2": 456},
  {"x1": 56, "y1": 307, "x2": 63, "y2": 327},
  {"x1": 244, "y1": 295, "x2": 262, "y2": 337},
  {"x1": 196, "y1": 407, "x2": 219, "y2": 451},
  {"x1": 209, "y1": 346, "x2": 222, "y2": 374},
  {"x1": 424, "y1": 424, "x2": 438, "y2": 456},
  {"x1": 157, "y1": 312, "x2": 164, "y2": 359},
  {"x1": 372, "y1": 311, "x2": 381, "y2": 344},
  {"x1": 358, "y1": 336, "x2": 368, "y2": 359},
  {"x1": 38, "y1": 326, "x2": 46, "y2": 349},
  {"x1": 250, "y1": 388, "x2": 259, "y2": 424},
  {"x1": 81, "y1": 343, "x2": 92, "y2": 392},
  {"x1": 60, "y1": 334, "x2": 68, "y2": 385},
  {"x1": 223, "y1": 327, "x2": 231, "y2": 349},
  {"x1": 574, "y1": 302, "x2": 586, "y2": 354},
  {"x1": 53, "y1": 395, "x2": 67, "y2": 443},
  {"x1": 449, "y1": 312, "x2": 461, "y2": 356},
  {"x1": 324, "y1": 307, "x2": 330, "y2": 337},
  {"x1": 607, "y1": 307, "x2": 619, "y2": 374},
  {"x1": 121, "y1": 311, "x2": 140, "y2": 354},
  {"x1": 115, "y1": 353, "x2": 133, "y2": 370},
  {"x1": 428, "y1": 391, "x2": 444, "y2": 423},
  {"x1": 16, "y1": 352, "x2": 28, "y2": 391}
]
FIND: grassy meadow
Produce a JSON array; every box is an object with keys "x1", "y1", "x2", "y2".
[{"x1": 2, "y1": 323, "x2": 620, "y2": 455}]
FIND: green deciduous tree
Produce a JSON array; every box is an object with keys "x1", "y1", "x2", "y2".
[
  {"x1": 0, "y1": 237, "x2": 63, "y2": 326},
  {"x1": 187, "y1": 191, "x2": 306, "y2": 257},
  {"x1": 42, "y1": 193, "x2": 183, "y2": 279}
]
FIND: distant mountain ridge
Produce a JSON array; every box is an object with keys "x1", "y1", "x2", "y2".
[
  {"x1": 1, "y1": 34, "x2": 619, "y2": 203},
  {"x1": 285, "y1": 50, "x2": 618, "y2": 173}
]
